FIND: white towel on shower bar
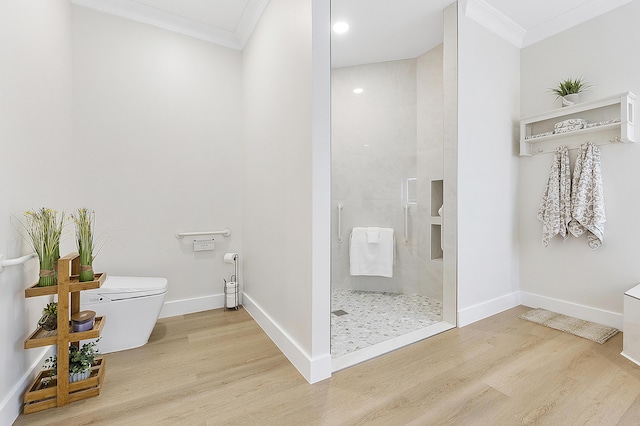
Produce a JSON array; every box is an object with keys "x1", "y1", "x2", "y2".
[
  {"x1": 349, "y1": 227, "x2": 394, "y2": 277},
  {"x1": 366, "y1": 227, "x2": 380, "y2": 243}
]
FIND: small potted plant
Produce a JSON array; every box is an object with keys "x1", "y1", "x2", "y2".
[
  {"x1": 37, "y1": 302, "x2": 58, "y2": 331},
  {"x1": 19, "y1": 208, "x2": 64, "y2": 286},
  {"x1": 550, "y1": 77, "x2": 591, "y2": 106},
  {"x1": 71, "y1": 208, "x2": 96, "y2": 282},
  {"x1": 44, "y1": 340, "x2": 100, "y2": 383}
]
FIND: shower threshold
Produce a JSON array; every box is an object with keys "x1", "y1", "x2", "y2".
[{"x1": 331, "y1": 321, "x2": 455, "y2": 372}]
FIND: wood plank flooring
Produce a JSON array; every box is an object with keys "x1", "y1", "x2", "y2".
[{"x1": 14, "y1": 305, "x2": 640, "y2": 425}]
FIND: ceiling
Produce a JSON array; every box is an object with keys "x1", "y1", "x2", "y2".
[{"x1": 71, "y1": 0, "x2": 635, "y2": 67}]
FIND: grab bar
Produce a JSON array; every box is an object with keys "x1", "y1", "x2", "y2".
[
  {"x1": 175, "y1": 229, "x2": 231, "y2": 239},
  {"x1": 0, "y1": 252, "x2": 37, "y2": 273},
  {"x1": 337, "y1": 203, "x2": 344, "y2": 243},
  {"x1": 403, "y1": 204, "x2": 409, "y2": 245}
]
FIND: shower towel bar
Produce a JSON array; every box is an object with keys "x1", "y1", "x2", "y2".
[
  {"x1": 175, "y1": 229, "x2": 231, "y2": 239},
  {"x1": 337, "y1": 203, "x2": 344, "y2": 243},
  {"x1": 0, "y1": 252, "x2": 37, "y2": 273}
]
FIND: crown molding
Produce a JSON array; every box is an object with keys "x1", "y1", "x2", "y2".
[
  {"x1": 522, "y1": 0, "x2": 635, "y2": 47},
  {"x1": 463, "y1": 0, "x2": 526, "y2": 48},
  {"x1": 71, "y1": 0, "x2": 269, "y2": 50}
]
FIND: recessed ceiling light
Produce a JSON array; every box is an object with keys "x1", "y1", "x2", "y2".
[
  {"x1": 353, "y1": 87, "x2": 364, "y2": 94},
  {"x1": 333, "y1": 22, "x2": 349, "y2": 34}
]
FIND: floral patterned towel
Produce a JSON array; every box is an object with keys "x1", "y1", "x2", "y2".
[
  {"x1": 569, "y1": 142, "x2": 605, "y2": 249},
  {"x1": 537, "y1": 146, "x2": 571, "y2": 247}
]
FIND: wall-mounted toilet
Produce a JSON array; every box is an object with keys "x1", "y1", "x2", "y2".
[{"x1": 80, "y1": 276, "x2": 168, "y2": 353}]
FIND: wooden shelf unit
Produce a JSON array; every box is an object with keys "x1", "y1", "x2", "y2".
[
  {"x1": 520, "y1": 92, "x2": 635, "y2": 156},
  {"x1": 23, "y1": 252, "x2": 107, "y2": 414}
]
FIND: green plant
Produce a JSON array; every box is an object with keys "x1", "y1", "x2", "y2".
[
  {"x1": 550, "y1": 77, "x2": 591, "y2": 98},
  {"x1": 37, "y1": 302, "x2": 58, "y2": 331},
  {"x1": 18, "y1": 208, "x2": 64, "y2": 286},
  {"x1": 44, "y1": 340, "x2": 100, "y2": 378},
  {"x1": 71, "y1": 208, "x2": 96, "y2": 282}
]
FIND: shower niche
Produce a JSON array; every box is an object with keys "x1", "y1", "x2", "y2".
[{"x1": 430, "y1": 179, "x2": 443, "y2": 262}]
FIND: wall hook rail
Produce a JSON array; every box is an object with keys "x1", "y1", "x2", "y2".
[{"x1": 0, "y1": 252, "x2": 37, "y2": 273}]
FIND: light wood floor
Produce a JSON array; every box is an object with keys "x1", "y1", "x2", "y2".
[{"x1": 14, "y1": 305, "x2": 640, "y2": 425}]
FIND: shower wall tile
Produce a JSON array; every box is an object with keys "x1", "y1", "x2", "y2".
[{"x1": 332, "y1": 51, "x2": 442, "y2": 297}]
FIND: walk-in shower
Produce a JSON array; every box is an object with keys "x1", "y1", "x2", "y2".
[{"x1": 330, "y1": 0, "x2": 457, "y2": 370}]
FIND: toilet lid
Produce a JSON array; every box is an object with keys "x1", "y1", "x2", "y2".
[{"x1": 86, "y1": 276, "x2": 168, "y2": 300}]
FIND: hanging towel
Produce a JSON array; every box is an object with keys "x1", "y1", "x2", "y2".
[
  {"x1": 366, "y1": 227, "x2": 380, "y2": 244},
  {"x1": 569, "y1": 142, "x2": 605, "y2": 249},
  {"x1": 349, "y1": 227, "x2": 394, "y2": 277},
  {"x1": 537, "y1": 145, "x2": 571, "y2": 247}
]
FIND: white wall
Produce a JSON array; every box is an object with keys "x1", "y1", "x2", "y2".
[
  {"x1": 241, "y1": 0, "x2": 331, "y2": 383},
  {"x1": 71, "y1": 6, "x2": 244, "y2": 317},
  {"x1": 519, "y1": 0, "x2": 640, "y2": 328},
  {"x1": 456, "y1": 5, "x2": 521, "y2": 326},
  {"x1": 0, "y1": 1, "x2": 73, "y2": 423}
]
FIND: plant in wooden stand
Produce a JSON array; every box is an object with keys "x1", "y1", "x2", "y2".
[
  {"x1": 71, "y1": 208, "x2": 96, "y2": 282},
  {"x1": 43, "y1": 340, "x2": 100, "y2": 384},
  {"x1": 37, "y1": 302, "x2": 58, "y2": 331},
  {"x1": 20, "y1": 208, "x2": 64, "y2": 287},
  {"x1": 550, "y1": 77, "x2": 591, "y2": 107}
]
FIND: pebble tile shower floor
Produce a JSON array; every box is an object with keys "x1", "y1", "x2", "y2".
[{"x1": 331, "y1": 289, "x2": 443, "y2": 358}]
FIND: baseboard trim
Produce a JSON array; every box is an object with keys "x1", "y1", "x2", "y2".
[
  {"x1": 621, "y1": 351, "x2": 640, "y2": 367},
  {"x1": 1, "y1": 347, "x2": 53, "y2": 425},
  {"x1": 520, "y1": 292, "x2": 623, "y2": 329},
  {"x1": 159, "y1": 293, "x2": 226, "y2": 318},
  {"x1": 242, "y1": 293, "x2": 331, "y2": 384},
  {"x1": 458, "y1": 291, "x2": 521, "y2": 327}
]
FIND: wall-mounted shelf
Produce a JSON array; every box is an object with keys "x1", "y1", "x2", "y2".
[{"x1": 520, "y1": 92, "x2": 635, "y2": 156}]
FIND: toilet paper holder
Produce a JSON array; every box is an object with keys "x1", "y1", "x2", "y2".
[{"x1": 223, "y1": 253, "x2": 239, "y2": 310}]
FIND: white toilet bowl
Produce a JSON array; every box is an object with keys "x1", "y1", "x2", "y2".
[{"x1": 80, "y1": 276, "x2": 168, "y2": 353}]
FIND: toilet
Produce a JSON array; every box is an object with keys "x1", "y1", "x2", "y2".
[{"x1": 80, "y1": 276, "x2": 168, "y2": 353}]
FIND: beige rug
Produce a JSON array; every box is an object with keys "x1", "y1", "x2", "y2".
[{"x1": 519, "y1": 308, "x2": 619, "y2": 344}]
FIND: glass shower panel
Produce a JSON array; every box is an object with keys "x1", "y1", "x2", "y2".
[{"x1": 331, "y1": 45, "x2": 445, "y2": 358}]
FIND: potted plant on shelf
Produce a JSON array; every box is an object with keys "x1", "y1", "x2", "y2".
[
  {"x1": 551, "y1": 77, "x2": 591, "y2": 107},
  {"x1": 37, "y1": 302, "x2": 58, "y2": 331},
  {"x1": 71, "y1": 208, "x2": 96, "y2": 282},
  {"x1": 44, "y1": 340, "x2": 100, "y2": 384},
  {"x1": 20, "y1": 208, "x2": 64, "y2": 287}
]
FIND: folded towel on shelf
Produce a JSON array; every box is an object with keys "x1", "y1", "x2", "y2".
[
  {"x1": 366, "y1": 227, "x2": 380, "y2": 244},
  {"x1": 537, "y1": 146, "x2": 571, "y2": 247},
  {"x1": 350, "y1": 227, "x2": 394, "y2": 277},
  {"x1": 525, "y1": 131, "x2": 554, "y2": 140},
  {"x1": 553, "y1": 124, "x2": 586, "y2": 134},
  {"x1": 569, "y1": 142, "x2": 606, "y2": 249},
  {"x1": 554, "y1": 118, "x2": 587, "y2": 129}
]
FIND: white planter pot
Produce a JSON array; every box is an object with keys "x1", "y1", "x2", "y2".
[
  {"x1": 69, "y1": 369, "x2": 91, "y2": 383},
  {"x1": 562, "y1": 93, "x2": 579, "y2": 107}
]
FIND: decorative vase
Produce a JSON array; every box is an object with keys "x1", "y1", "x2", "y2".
[
  {"x1": 38, "y1": 256, "x2": 55, "y2": 287},
  {"x1": 69, "y1": 369, "x2": 91, "y2": 383},
  {"x1": 79, "y1": 260, "x2": 94, "y2": 282},
  {"x1": 52, "y1": 244, "x2": 60, "y2": 285},
  {"x1": 562, "y1": 93, "x2": 579, "y2": 107}
]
